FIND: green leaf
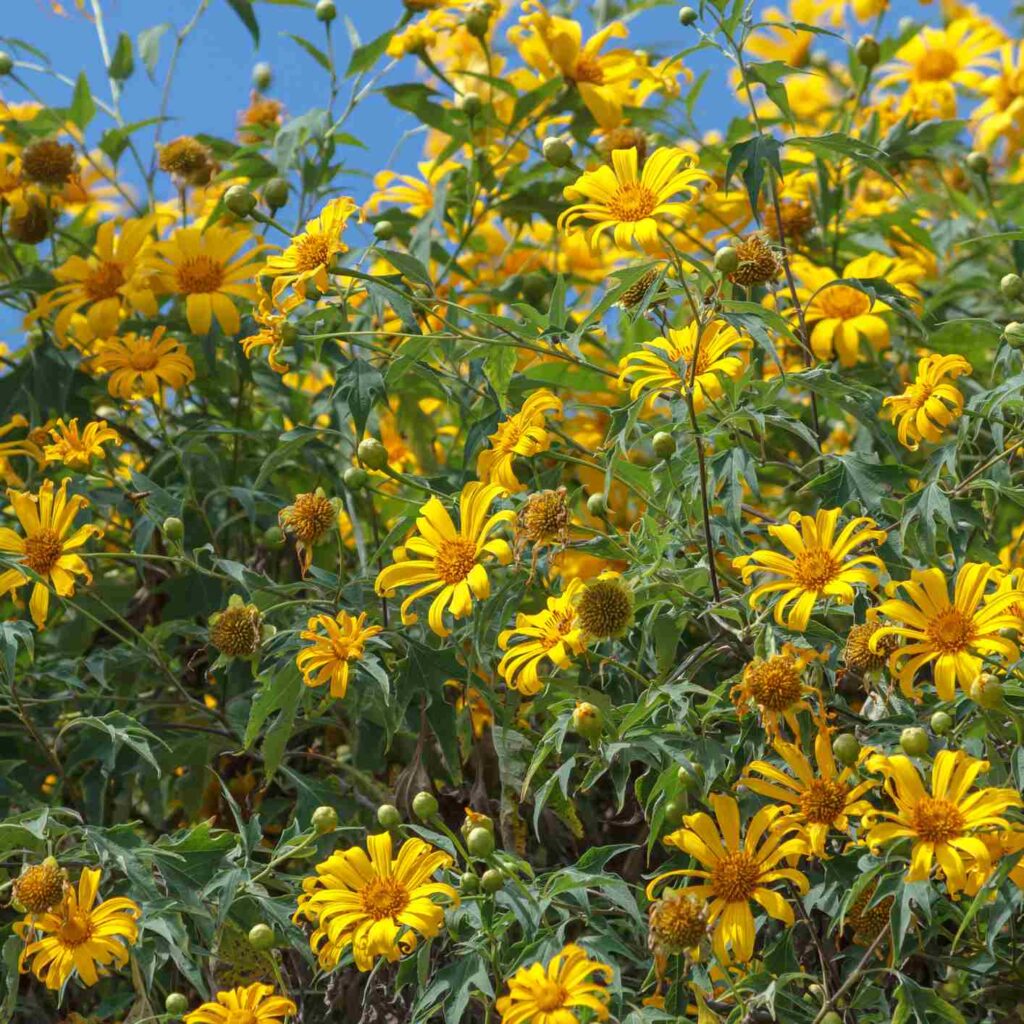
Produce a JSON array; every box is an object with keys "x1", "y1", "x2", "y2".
[
  {"x1": 225, "y1": 0, "x2": 260, "y2": 45},
  {"x1": 0, "y1": 934, "x2": 20, "y2": 1024},
  {"x1": 69, "y1": 71, "x2": 96, "y2": 130},
  {"x1": 137, "y1": 23, "x2": 171, "y2": 80},
  {"x1": 108, "y1": 32, "x2": 135, "y2": 81},
  {"x1": 285, "y1": 33, "x2": 330, "y2": 72},
  {"x1": 378, "y1": 247, "x2": 432, "y2": 287},
  {"x1": 788, "y1": 131, "x2": 899, "y2": 189},
  {"x1": 346, "y1": 29, "x2": 395, "y2": 76},
  {"x1": 337, "y1": 357, "x2": 386, "y2": 439},
  {"x1": 900, "y1": 482, "x2": 951, "y2": 558},
  {"x1": 259, "y1": 664, "x2": 304, "y2": 781},
  {"x1": 802, "y1": 452, "x2": 907, "y2": 511},
  {"x1": 484, "y1": 343, "x2": 516, "y2": 406},
  {"x1": 745, "y1": 61, "x2": 798, "y2": 124},
  {"x1": 725, "y1": 134, "x2": 782, "y2": 214},
  {"x1": 894, "y1": 976, "x2": 965, "y2": 1024}
]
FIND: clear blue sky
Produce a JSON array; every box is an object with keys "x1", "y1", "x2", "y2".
[{"x1": 1, "y1": 0, "x2": 970, "y2": 206}]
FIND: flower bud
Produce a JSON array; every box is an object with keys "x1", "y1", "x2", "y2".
[
  {"x1": 412, "y1": 791, "x2": 439, "y2": 820},
  {"x1": 315, "y1": 0, "x2": 337, "y2": 22},
  {"x1": 252, "y1": 62, "x2": 273, "y2": 90},
  {"x1": 224, "y1": 184, "x2": 257, "y2": 218},
  {"x1": 465, "y1": 7, "x2": 490, "y2": 37},
  {"x1": 543, "y1": 137, "x2": 573, "y2": 168},
  {"x1": 357, "y1": 437, "x2": 389, "y2": 470},
  {"x1": 377, "y1": 803, "x2": 402, "y2": 828},
  {"x1": 312, "y1": 805, "x2": 338, "y2": 833},
  {"x1": 522, "y1": 272, "x2": 549, "y2": 305},
  {"x1": 899, "y1": 726, "x2": 929, "y2": 757},
  {"x1": 1000, "y1": 273, "x2": 1024, "y2": 300},
  {"x1": 263, "y1": 177, "x2": 290, "y2": 211},
  {"x1": 467, "y1": 826, "x2": 495, "y2": 858},
  {"x1": 248, "y1": 923, "x2": 275, "y2": 950},
  {"x1": 930, "y1": 710, "x2": 953, "y2": 736},
  {"x1": 460, "y1": 91, "x2": 483, "y2": 117},
  {"x1": 373, "y1": 219, "x2": 395, "y2": 241},
  {"x1": 0, "y1": 52, "x2": 13, "y2": 76},
  {"x1": 855, "y1": 35, "x2": 880, "y2": 68},
  {"x1": 820, "y1": 1013, "x2": 843, "y2": 1024},
  {"x1": 676, "y1": 764, "x2": 700, "y2": 789},
  {"x1": 480, "y1": 867, "x2": 504, "y2": 893},
  {"x1": 165, "y1": 993, "x2": 189, "y2": 1016},
  {"x1": 678, "y1": 6, "x2": 698, "y2": 25},
  {"x1": 969, "y1": 672, "x2": 1003, "y2": 709},
  {"x1": 460, "y1": 871, "x2": 480, "y2": 893},
  {"x1": 663, "y1": 798, "x2": 684, "y2": 825},
  {"x1": 263, "y1": 525, "x2": 285, "y2": 550},
  {"x1": 162, "y1": 516, "x2": 184, "y2": 542},
  {"x1": 1005, "y1": 321, "x2": 1024, "y2": 349},
  {"x1": 344, "y1": 466, "x2": 369, "y2": 490},
  {"x1": 571, "y1": 701, "x2": 604, "y2": 742},
  {"x1": 832, "y1": 732, "x2": 860, "y2": 766},
  {"x1": 652, "y1": 431, "x2": 676, "y2": 459},
  {"x1": 714, "y1": 245, "x2": 739, "y2": 275},
  {"x1": 966, "y1": 151, "x2": 989, "y2": 175},
  {"x1": 586, "y1": 493, "x2": 608, "y2": 518}
]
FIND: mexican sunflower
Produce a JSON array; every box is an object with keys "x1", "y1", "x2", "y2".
[
  {"x1": 476, "y1": 389, "x2": 562, "y2": 492},
  {"x1": 864, "y1": 750, "x2": 1021, "y2": 896},
  {"x1": 0, "y1": 478, "x2": 102, "y2": 628},
  {"x1": 15, "y1": 867, "x2": 140, "y2": 990},
  {"x1": 733, "y1": 509, "x2": 886, "y2": 631},
  {"x1": 647, "y1": 793, "x2": 808, "y2": 963},
  {"x1": 43, "y1": 418, "x2": 120, "y2": 470},
  {"x1": 882, "y1": 354, "x2": 972, "y2": 450},
  {"x1": 294, "y1": 832, "x2": 458, "y2": 972},
  {"x1": 740, "y1": 724, "x2": 877, "y2": 857},
  {"x1": 296, "y1": 610, "x2": 384, "y2": 699},
  {"x1": 183, "y1": 984, "x2": 296, "y2": 1024},
  {"x1": 92, "y1": 326, "x2": 196, "y2": 401},
  {"x1": 869, "y1": 562, "x2": 1022, "y2": 701},
  {"x1": 617, "y1": 318, "x2": 750, "y2": 412},
  {"x1": 374, "y1": 481, "x2": 514, "y2": 637},
  {"x1": 558, "y1": 146, "x2": 712, "y2": 251},
  {"x1": 495, "y1": 944, "x2": 613, "y2": 1024}
]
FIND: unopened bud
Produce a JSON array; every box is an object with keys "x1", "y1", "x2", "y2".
[
  {"x1": 357, "y1": 437, "x2": 389, "y2": 470},
  {"x1": 855, "y1": 35, "x2": 880, "y2": 68},
  {"x1": 542, "y1": 137, "x2": 572, "y2": 168}
]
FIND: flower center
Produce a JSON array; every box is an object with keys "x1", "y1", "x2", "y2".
[
  {"x1": 533, "y1": 979, "x2": 568, "y2": 1013},
  {"x1": 359, "y1": 876, "x2": 409, "y2": 920},
  {"x1": 23, "y1": 529, "x2": 64, "y2": 576},
  {"x1": 917, "y1": 48, "x2": 958, "y2": 82},
  {"x1": 818, "y1": 284, "x2": 871, "y2": 320},
  {"x1": 745, "y1": 656, "x2": 803, "y2": 711},
  {"x1": 800, "y1": 778, "x2": 849, "y2": 825},
  {"x1": 434, "y1": 537, "x2": 477, "y2": 585},
  {"x1": 926, "y1": 608, "x2": 976, "y2": 653},
  {"x1": 175, "y1": 254, "x2": 225, "y2": 294},
  {"x1": 710, "y1": 851, "x2": 761, "y2": 902},
  {"x1": 226, "y1": 1012, "x2": 258, "y2": 1024},
  {"x1": 608, "y1": 182, "x2": 658, "y2": 223},
  {"x1": 58, "y1": 911, "x2": 93, "y2": 946},
  {"x1": 793, "y1": 547, "x2": 840, "y2": 591},
  {"x1": 572, "y1": 55, "x2": 605, "y2": 84},
  {"x1": 294, "y1": 232, "x2": 332, "y2": 272},
  {"x1": 285, "y1": 493, "x2": 335, "y2": 542},
  {"x1": 84, "y1": 260, "x2": 126, "y2": 301},
  {"x1": 911, "y1": 796, "x2": 965, "y2": 843},
  {"x1": 128, "y1": 345, "x2": 160, "y2": 371}
]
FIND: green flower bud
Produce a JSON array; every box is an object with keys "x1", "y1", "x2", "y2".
[
  {"x1": 224, "y1": 184, "x2": 257, "y2": 218},
  {"x1": 970, "y1": 672, "x2": 1003, "y2": 709},
  {"x1": 966, "y1": 151, "x2": 989, "y2": 175},
  {"x1": 162, "y1": 516, "x2": 184, "y2": 542},
  {"x1": 0, "y1": 52, "x2": 14, "y2": 76},
  {"x1": 263, "y1": 525, "x2": 285, "y2": 550},
  {"x1": 571, "y1": 701, "x2": 604, "y2": 742},
  {"x1": 315, "y1": 0, "x2": 337, "y2": 22},
  {"x1": 412, "y1": 791, "x2": 439, "y2": 820},
  {"x1": 1005, "y1": 321, "x2": 1024, "y2": 350},
  {"x1": 263, "y1": 177, "x2": 290, "y2": 211},
  {"x1": 900, "y1": 726, "x2": 929, "y2": 757},
  {"x1": 542, "y1": 137, "x2": 573, "y2": 168},
  {"x1": 377, "y1": 803, "x2": 402, "y2": 828},
  {"x1": 357, "y1": 437, "x2": 389, "y2": 470},
  {"x1": 312, "y1": 805, "x2": 338, "y2": 833},
  {"x1": 1000, "y1": 273, "x2": 1024, "y2": 300},
  {"x1": 165, "y1": 993, "x2": 189, "y2": 1016},
  {"x1": 460, "y1": 91, "x2": 483, "y2": 117},
  {"x1": 467, "y1": 826, "x2": 495, "y2": 858},
  {"x1": 248, "y1": 923, "x2": 275, "y2": 950},
  {"x1": 373, "y1": 220, "x2": 395, "y2": 241},
  {"x1": 252, "y1": 62, "x2": 273, "y2": 91},
  {"x1": 459, "y1": 871, "x2": 480, "y2": 894},
  {"x1": 820, "y1": 1013, "x2": 843, "y2": 1024},
  {"x1": 663, "y1": 799, "x2": 684, "y2": 825},
  {"x1": 480, "y1": 867, "x2": 504, "y2": 893},
  {"x1": 678, "y1": 6, "x2": 698, "y2": 26},
  {"x1": 652, "y1": 431, "x2": 676, "y2": 459},
  {"x1": 832, "y1": 732, "x2": 860, "y2": 766},
  {"x1": 344, "y1": 466, "x2": 369, "y2": 490},
  {"x1": 677, "y1": 764, "x2": 700, "y2": 789},
  {"x1": 930, "y1": 710, "x2": 953, "y2": 736},
  {"x1": 465, "y1": 8, "x2": 490, "y2": 37},
  {"x1": 855, "y1": 35, "x2": 880, "y2": 68},
  {"x1": 586, "y1": 493, "x2": 608, "y2": 518},
  {"x1": 714, "y1": 245, "x2": 739, "y2": 275}
]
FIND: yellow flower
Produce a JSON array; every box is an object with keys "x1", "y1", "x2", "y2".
[
  {"x1": 785, "y1": 254, "x2": 922, "y2": 367},
  {"x1": 0, "y1": 478, "x2": 102, "y2": 628},
  {"x1": 27, "y1": 217, "x2": 158, "y2": 342},
  {"x1": 731, "y1": 651, "x2": 816, "y2": 738},
  {"x1": 147, "y1": 224, "x2": 262, "y2": 335},
  {"x1": 882, "y1": 353, "x2": 971, "y2": 450},
  {"x1": 366, "y1": 159, "x2": 462, "y2": 218},
  {"x1": 295, "y1": 832, "x2": 458, "y2": 972},
  {"x1": 240, "y1": 290, "x2": 292, "y2": 373},
  {"x1": 0, "y1": 414, "x2": 44, "y2": 469},
  {"x1": 740, "y1": 725, "x2": 877, "y2": 857},
  {"x1": 15, "y1": 867, "x2": 140, "y2": 990},
  {"x1": 297, "y1": 610, "x2": 383, "y2": 699},
  {"x1": 93, "y1": 326, "x2": 196, "y2": 400},
  {"x1": 972, "y1": 42, "x2": 1024, "y2": 151},
  {"x1": 511, "y1": 1, "x2": 642, "y2": 129},
  {"x1": 477, "y1": 389, "x2": 562, "y2": 492},
  {"x1": 497, "y1": 577, "x2": 588, "y2": 694},
  {"x1": 877, "y1": 17, "x2": 1002, "y2": 94},
  {"x1": 43, "y1": 418, "x2": 120, "y2": 470},
  {"x1": 745, "y1": 0, "x2": 835, "y2": 67},
  {"x1": 870, "y1": 562, "x2": 1022, "y2": 701},
  {"x1": 375, "y1": 481, "x2": 514, "y2": 636},
  {"x1": 184, "y1": 983, "x2": 297, "y2": 1024},
  {"x1": 617, "y1": 319, "x2": 750, "y2": 412},
  {"x1": 864, "y1": 750, "x2": 1021, "y2": 896},
  {"x1": 733, "y1": 509, "x2": 886, "y2": 631},
  {"x1": 558, "y1": 146, "x2": 712, "y2": 251},
  {"x1": 495, "y1": 943, "x2": 613, "y2": 1024},
  {"x1": 261, "y1": 196, "x2": 357, "y2": 311},
  {"x1": 648, "y1": 793, "x2": 808, "y2": 963}
]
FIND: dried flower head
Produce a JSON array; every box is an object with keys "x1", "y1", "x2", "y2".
[
  {"x1": 730, "y1": 233, "x2": 783, "y2": 287},
  {"x1": 158, "y1": 136, "x2": 215, "y2": 186},
  {"x1": 648, "y1": 889, "x2": 708, "y2": 959},
  {"x1": 599, "y1": 126, "x2": 649, "y2": 165},
  {"x1": 577, "y1": 574, "x2": 634, "y2": 638},
  {"x1": 844, "y1": 621, "x2": 899, "y2": 673},
  {"x1": 21, "y1": 139, "x2": 76, "y2": 188},
  {"x1": 279, "y1": 490, "x2": 336, "y2": 574},
  {"x1": 210, "y1": 597, "x2": 262, "y2": 658},
  {"x1": 13, "y1": 860, "x2": 67, "y2": 915}
]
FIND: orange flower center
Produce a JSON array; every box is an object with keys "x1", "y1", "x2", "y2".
[
  {"x1": 359, "y1": 876, "x2": 409, "y2": 920},
  {"x1": 800, "y1": 778, "x2": 849, "y2": 825},
  {"x1": 793, "y1": 547, "x2": 840, "y2": 591},
  {"x1": 710, "y1": 851, "x2": 761, "y2": 902},
  {"x1": 926, "y1": 607, "x2": 976, "y2": 653},
  {"x1": 572, "y1": 55, "x2": 605, "y2": 84},
  {"x1": 745, "y1": 656, "x2": 803, "y2": 711},
  {"x1": 226, "y1": 1012, "x2": 258, "y2": 1024},
  {"x1": 23, "y1": 528, "x2": 64, "y2": 576},
  {"x1": 817, "y1": 284, "x2": 871, "y2": 320},
  {"x1": 84, "y1": 260, "x2": 126, "y2": 301},
  {"x1": 608, "y1": 182, "x2": 658, "y2": 223},
  {"x1": 57, "y1": 910, "x2": 93, "y2": 946},
  {"x1": 916, "y1": 48, "x2": 958, "y2": 82},
  {"x1": 128, "y1": 345, "x2": 160, "y2": 371},
  {"x1": 294, "y1": 232, "x2": 332, "y2": 272},
  {"x1": 434, "y1": 537, "x2": 477, "y2": 585},
  {"x1": 175, "y1": 254, "x2": 225, "y2": 294},
  {"x1": 911, "y1": 796, "x2": 964, "y2": 842},
  {"x1": 532, "y1": 979, "x2": 568, "y2": 1012}
]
